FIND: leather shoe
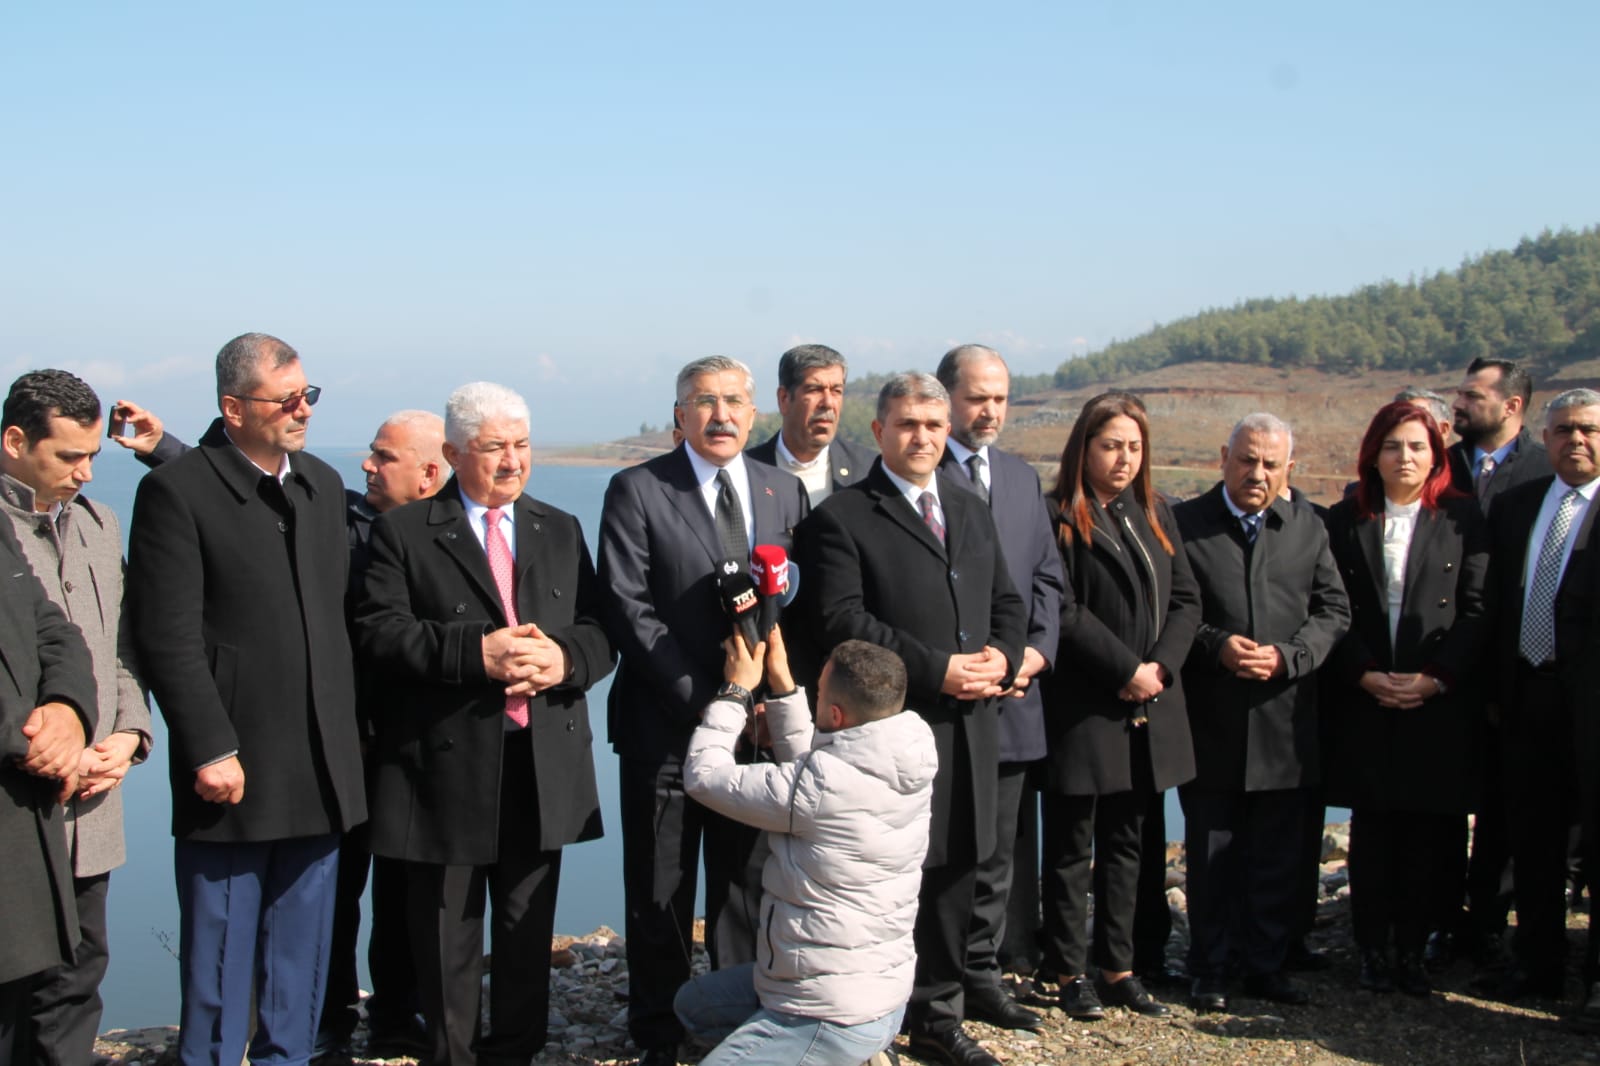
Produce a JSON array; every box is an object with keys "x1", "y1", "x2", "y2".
[
  {"x1": 1358, "y1": 948, "x2": 1393, "y2": 993},
  {"x1": 1242, "y1": 972, "x2": 1310, "y2": 1006},
  {"x1": 964, "y1": 986, "x2": 1043, "y2": 1031},
  {"x1": 1189, "y1": 976, "x2": 1228, "y2": 1013},
  {"x1": 1057, "y1": 976, "x2": 1105, "y2": 1020},
  {"x1": 905, "y1": 1027, "x2": 1000, "y2": 1066},
  {"x1": 635, "y1": 1046, "x2": 678, "y2": 1066},
  {"x1": 1393, "y1": 951, "x2": 1431, "y2": 997},
  {"x1": 1422, "y1": 930, "x2": 1455, "y2": 971},
  {"x1": 1098, "y1": 975, "x2": 1170, "y2": 1017},
  {"x1": 1284, "y1": 940, "x2": 1331, "y2": 972}
]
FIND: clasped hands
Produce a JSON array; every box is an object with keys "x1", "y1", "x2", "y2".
[
  {"x1": 1359, "y1": 670, "x2": 1441, "y2": 709},
  {"x1": 1219, "y1": 635, "x2": 1285, "y2": 681},
  {"x1": 483, "y1": 622, "x2": 570, "y2": 696},
  {"x1": 942, "y1": 646, "x2": 1009, "y2": 700},
  {"x1": 17, "y1": 701, "x2": 87, "y2": 803}
]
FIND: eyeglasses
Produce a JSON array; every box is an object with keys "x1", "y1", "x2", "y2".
[
  {"x1": 230, "y1": 386, "x2": 322, "y2": 412},
  {"x1": 683, "y1": 393, "x2": 749, "y2": 412}
]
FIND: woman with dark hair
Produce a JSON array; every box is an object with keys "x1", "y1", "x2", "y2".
[
  {"x1": 1038, "y1": 392, "x2": 1200, "y2": 1020},
  {"x1": 1323, "y1": 400, "x2": 1489, "y2": 995}
]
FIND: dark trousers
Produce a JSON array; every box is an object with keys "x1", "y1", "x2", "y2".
[
  {"x1": 1349, "y1": 809, "x2": 1457, "y2": 953},
  {"x1": 408, "y1": 739, "x2": 562, "y2": 1066},
  {"x1": 1131, "y1": 796, "x2": 1173, "y2": 973},
  {"x1": 1180, "y1": 785, "x2": 1307, "y2": 979},
  {"x1": 30, "y1": 872, "x2": 110, "y2": 1066},
  {"x1": 1504, "y1": 668, "x2": 1577, "y2": 981},
  {"x1": 965, "y1": 762, "x2": 1031, "y2": 991},
  {"x1": 0, "y1": 977, "x2": 34, "y2": 1066},
  {"x1": 620, "y1": 753, "x2": 765, "y2": 1049},
  {"x1": 999, "y1": 783, "x2": 1041, "y2": 974},
  {"x1": 1465, "y1": 724, "x2": 1514, "y2": 941},
  {"x1": 907, "y1": 724, "x2": 981, "y2": 1036},
  {"x1": 174, "y1": 832, "x2": 341, "y2": 1066},
  {"x1": 321, "y1": 824, "x2": 418, "y2": 1038},
  {"x1": 1040, "y1": 787, "x2": 1150, "y2": 976},
  {"x1": 1294, "y1": 790, "x2": 1325, "y2": 942}
]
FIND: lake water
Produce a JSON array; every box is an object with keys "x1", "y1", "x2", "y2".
[{"x1": 87, "y1": 447, "x2": 1230, "y2": 1029}]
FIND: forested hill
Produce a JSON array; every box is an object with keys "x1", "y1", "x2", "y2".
[{"x1": 1055, "y1": 226, "x2": 1600, "y2": 388}]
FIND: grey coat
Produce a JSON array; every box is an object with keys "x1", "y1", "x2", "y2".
[{"x1": 0, "y1": 477, "x2": 153, "y2": 877}]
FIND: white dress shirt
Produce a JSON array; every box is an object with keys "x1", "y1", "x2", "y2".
[
  {"x1": 460, "y1": 485, "x2": 517, "y2": 561},
  {"x1": 1520, "y1": 474, "x2": 1600, "y2": 619},
  {"x1": 1382, "y1": 497, "x2": 1421, "y2": 650},
  {"x1": 683, "y1": 445, "x2": 755, "y2": 553}
]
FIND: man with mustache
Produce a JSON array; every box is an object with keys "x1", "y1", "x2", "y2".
[
  {"x1": 747, "y1": 344, "x2": 873, "y2": 506},
  {"x1": 1173, "y1": 413, "x2": 1349, "y2": 1013},
  {"x1": 598, "y1": 356, "x2": 810, "y2": 1066}
]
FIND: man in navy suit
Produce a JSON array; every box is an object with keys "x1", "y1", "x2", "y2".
[
  {"x1": 598, "y1": 356, "x2": 810, "y2": 1066},
  {"x1": 935, "y1": 345, "x2": 1064, "y2": 1029},
  {"x1": 746, "y1": 343, "x2": 874, "y2": 507}
]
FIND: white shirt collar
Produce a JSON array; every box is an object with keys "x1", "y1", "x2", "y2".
[
  {"x1": 1548, "y1": 474, "x2": 1600, "y2": 504},
  {"x1": 683, "y1": 442, "x2": 748, "y2": 488},
  {"x1": 775, "y1": 432, "x2": 826, "y2": 471},
  {"x1": 881, "y1": 463, "x2": 939, "y2": 513},
  {"x1": 944, "y1": 437, "x2": 987, "y2": 466},
  {"x1": 222, "y1": 428, "x2": 291, "y2": 483},
  {"x1": 1220, "y1": 488, "x2": 1265, "y2": 522}
]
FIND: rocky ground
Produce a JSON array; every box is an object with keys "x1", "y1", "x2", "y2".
[{"x1": 97, "y1": 824, "x2": 1600, "y2": 1065}]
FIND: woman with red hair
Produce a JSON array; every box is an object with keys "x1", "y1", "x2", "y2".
[
  {"x1": 1323, "y1": 400, "x2": 1489, "y2": 996},
  {"x1": 1038, "y1": 392, "x2": 1200, "y2": 1020}
]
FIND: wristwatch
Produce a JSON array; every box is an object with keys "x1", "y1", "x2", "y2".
[{"x1": 716, "y1": 681, "x2": 755, "y2": 713}]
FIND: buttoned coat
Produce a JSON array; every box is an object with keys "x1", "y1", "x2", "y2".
[
  {"x1": 597, "y1": 447, "x2": 810, "y2": 761},
  {"x1": 1321, "y1": 495, "x2": 1490, "y2": 812},
  {"x1": 1174, "y1": 484, "x2": 1351, "y2": 792},
  {"x1": 127, "y1": 419, "x2": 365, "y2": 842},
  {"x1": 793, "y1": 460, "x2": 1028, "y2": 866},
  {"x1": 939, "y1": 447, "x2": 1064, "y2": 763},
  {"x1": 1447, "y1": 428, "x2": 1552, "y2": 517},
  {"x1": 1043, "y1": 491, "x2": 1200, "y2": 795},
  {"x1": 0, "y1": 478, "x2": 153, "y2": 876},
  {"x1": 0, "y1": 520, "x2": 97, "y2": 984},
  {"x1": 355, "y1": 481, "x2": 613, "y2": 864},
  {"x1": 746, "y1": 433, "x2": 874, "y2": 496}
]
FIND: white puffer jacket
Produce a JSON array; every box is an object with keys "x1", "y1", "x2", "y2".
[{"x1": 685, "y1": 689, "x2": 937, "y2": 1025}]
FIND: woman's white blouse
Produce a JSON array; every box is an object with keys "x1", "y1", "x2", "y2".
[{"x1": 1383, "y1": 497, "x2": 1422, "y2": 650}]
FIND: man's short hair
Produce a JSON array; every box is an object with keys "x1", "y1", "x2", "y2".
[
  {"x1": 3, "y1": 369, "x2": 102, "y2": 444},
  {"x1": 1545, "y1": 388, "x2": 1600, "y2": 422},
  {"x1": 1228, "y1": 411, "x2": 1295, "y2": 457},
  {"x1": 675, "y1": 356, "x2": 756, "y2": 406},
  {"x1": 934, "y1": 344, "x2": 1005, "y2": 393},
  {"x1": 825, "y1": 640, "x2": 907, "y2": 725},
  {"x1": 875, "y1": 372, "x2": 949, "y2": 423},
  {"x1": 216, "y1": 332, "x2": 298, "y2": 406},
  {"x1": 1467, "y1": 356, "x2": 1534, "y2": 408},
  {"x1": 1393, "y1": 385, "x2": 1450, "y2": 427},
  {"x1": 777, "y1": 345, "x2": 847, "y2": 391},
  {"x1": 444, "y1": 383, "x2": 530, "y2": 449}
]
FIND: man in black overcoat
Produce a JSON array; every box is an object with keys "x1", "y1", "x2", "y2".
[
  {"x1": 597, "y1": 356, "x2": 810, "y2": 1066},
  {"x1": 934, "y1": 345, "x2": 1064, "y2": 1029},
  {"x1": 1173, "y1": 413, "x2": 1349, "y2": 1012},
  {"x1": 0, "y1": 520, "x2": 95, "y2": 1066},
  {"x1": 745, "y1": 342, "x2": 874, "y2": 507},
  {"x1": 127, "y1": 333, "x2": 365, "y2": 1066},
  {"x1": 356, "y1": 382, "x2": 614, "y2": 1065},
  {"x1": 794, "y1": 371, "x2": 1027, "y2": 1066}
]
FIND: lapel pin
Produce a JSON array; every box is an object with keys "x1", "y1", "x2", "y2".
[
  {"x1": 764, "y1": 486, "x2": 773, "y2": 496},
  {"x1": 840, "y1": 468, "x2": 849, "y2": 477}
]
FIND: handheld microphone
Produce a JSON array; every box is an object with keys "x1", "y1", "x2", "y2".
[
  {"x1": 750, "y1": 544, "x2": 799, "y2": 639},
  {"x1": 715, "y1": 560, "x2": 762, "y2": 650}
]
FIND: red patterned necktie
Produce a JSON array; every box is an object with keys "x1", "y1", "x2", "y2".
[
  {"x1": 484, "y1": 509, "x2": 529, "y2": 728},
  {"x1": 918, "y1": 491, "x2": 945, "y2": 545}
]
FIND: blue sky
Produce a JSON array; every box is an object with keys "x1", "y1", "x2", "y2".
[{"x1": 3, "y1": 1, "x2": 1595, "y2": 445}]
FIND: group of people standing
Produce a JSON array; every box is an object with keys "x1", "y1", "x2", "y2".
[{"x1": 0, "y1": 333, "x2": 1596, "y2": 1066}]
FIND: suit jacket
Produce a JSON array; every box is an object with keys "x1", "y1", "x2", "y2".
[
  {"x1": 1174, "y1": 483, "x2": 1351, "y2": 792},
  {"x1": 127, "y1": 419, "x2": 365, "y2": 842},
  {"x1": 793, "y1": 460, "x2": 1027, "y2": 866},
  {"x1": 0, "y1": 520, "x2": 97, "y2": 984},
  {"x1": 1043, "y1": 491, "x2": 1200, "y2": 795},
  {"x1": 1447, "y1": 428, "x2": 1553, "y2": 517},
  {"x1": 1322, "y1": 495, "x2": 1490, "y2": 812},
  {"x1": 746, "y1": 433, "x2": 874, "y2": 499},
  {"x1": 938, "y1": 447, "x2": 1064, "y2": 763},
  {"x1": 598, "y1": 447, "x2": 811, "y2": 761},
  {"x1": 355, "y1": 479, "x2": 613, "y2": 865},
  {"x1": 0, "y1": 477, "x2": 153, "y2": 877}
]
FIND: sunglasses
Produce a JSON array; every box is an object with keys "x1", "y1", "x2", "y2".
[{"x1": 230, "y1": 386, "x2": 323, "y2": 412}]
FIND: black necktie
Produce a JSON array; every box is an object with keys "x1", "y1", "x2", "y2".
[
  {"x1": 965, "y1": 453, "x2": 990, "y2": 506},
  {"x1": 1241, "y1": 512, "x2": 1262, "y2": 544},
  {"x1": 715, "y1": 469, "x2": 749, "y2": 565}
]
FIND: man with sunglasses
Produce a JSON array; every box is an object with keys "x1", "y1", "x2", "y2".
[{"x1": 127, "y1": 333, "x2": 366, "y2": 1066}]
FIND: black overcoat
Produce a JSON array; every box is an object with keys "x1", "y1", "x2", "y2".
[
  {"x1": 1042, "y1": 491, "x2": 1200, "y2": 795},
  {"x1": 128, "y1": 419, "x2": 365, "y2": 842},
  {"x1": 355, "y1": 480, "x2": 614, "y2": 865},
  {"x1": 1321, "y1": 496, "x2": 1490, "y2": 813},
  {"x1": 793, "y1": 461, "x2": 1027, "y2": 866},
  {"x1": 1446, "y1": 428, "x2": 1552, "y2": 517},
  {"x1": 1174, "y1": 484, "x2": 1351, "y2": 792}
]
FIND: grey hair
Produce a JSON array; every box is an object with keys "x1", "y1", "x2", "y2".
[
  {"x1": 444, "y1": 383, "x2": 530, "y2": 449},
  {"x1": 1393, "y1": 386, "x2": 1451, "y2": 427},
  {"x1": 876, "y1": 372, "x2": 950, "y2": 423},
  {"x1": 777, "y1": 345, "x2": 847, "y2": 391},
  {"x1": 1228, "y1": 412, "x2": 1295, "y2": 457},
  {"x1": 675, "y1": 356, "x2": 756, "y2": 406},
  {"x1": 379, "y1": 409, "x2": 446, "y2": 463},
  {"x1": 216, "y1": 332, "x2": 298, "y2": 407},
  {"x1": 934, "y1": 344, "x2": 1006, "y2": 393},
  {"x1": 1546, "y1": 388, "x2": 1600, "y2": 422}
]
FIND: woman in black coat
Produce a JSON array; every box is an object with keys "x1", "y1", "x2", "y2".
[
  {"x1": 1323, "y1": 400, "x2": 1489, "y2": 995},
  {"x1": 1039, "y1": 392, "x2": 1201, "y2": 1020}
]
